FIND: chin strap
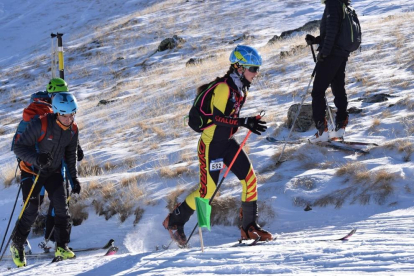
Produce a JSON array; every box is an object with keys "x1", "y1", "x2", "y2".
[{"x1": 56, "y1": 118, "x2": 71, "y2": 130}]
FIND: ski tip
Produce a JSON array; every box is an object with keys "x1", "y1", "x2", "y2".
[
  {"x1": 51, "y1": 256, "x2": 64, "y2": 263},
  {"x1": 266, "y1": 137, "x2": 277, "y2": 142},
  {"x1": 104, "y1": 246, "x2": 119, "y2": 256}
]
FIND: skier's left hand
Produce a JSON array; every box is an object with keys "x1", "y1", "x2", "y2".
[
  {"x1": 72, "y1": 178, "x2": 81, "y2": 194},
  {"x1": 77, "y1": 145, "x2": 84, "y2": 162},
  {"x1": 240, "y1": 116, "x2": 267, "y2": 135}
]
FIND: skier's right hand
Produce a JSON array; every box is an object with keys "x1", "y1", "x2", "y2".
[
  {"x1": 37, "y1": 152, "x2": 53, "y2": 168},
  {"x1": 305, "y1": 34, "x2": 320, "y2": 45},
  {"x1": 72, "y1": 178, "x2": 81, "y2": 194},
  {"x1": 240, "y1": 116, "x2": 267, "y2": 135}
]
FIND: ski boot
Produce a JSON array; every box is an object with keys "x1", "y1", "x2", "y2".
[
  {"x1": 10, "y1": 242, "x2": 26, "y2": 267},
  {"x1": 309, "y1": 119, "x2": 329, "y2": 144},
  {"x1": 162, "y1": 201, "x2": 194, "y2": 247},
  {"x1": 240, "y1": 222, "x2": 273, "y2": 242},
  {"x1": 55, "y1": 244, "x2": 76, "y2": 260},
  {"x1": 239, "y1": 201, "x2": 273, "y2": 242},
  {"x1": 330, "y1": 117, "x2": 348, "y2": 141}
]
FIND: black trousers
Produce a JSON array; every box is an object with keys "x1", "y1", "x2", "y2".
[
  {"x1": 311, "y1": 55, "x2": 349, "y2": 125},
  {"x1": 14, "y1": 170, "x2": 71, "y2": 246}
]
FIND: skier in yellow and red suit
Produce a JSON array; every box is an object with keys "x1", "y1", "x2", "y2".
[{"x1": 163, "y1": 45, "x2": 273, "y2": 246}]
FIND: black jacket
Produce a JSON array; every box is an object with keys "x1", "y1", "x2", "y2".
[
  {"x1": 14, "y1": 113, "x2": 78, "y2": 179},
  {"x1": 320, "y1": 0, "x2": 351, "y2": 57}
]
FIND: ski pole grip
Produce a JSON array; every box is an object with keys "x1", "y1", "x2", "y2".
[{"x1": 256, "y1": 110, "x2": 265, "y2": 120}]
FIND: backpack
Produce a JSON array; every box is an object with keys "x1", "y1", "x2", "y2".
[
  {"x1": 30, "y1": 91, "x2": 51, "y2": 104},
  {"x1": 337, "y1": 1, "x2": 362, "y2": 52},
  {"x1": 188, "y1": 79, "x2": 225, "y2": 133},
  {"x1": 11, "y1": 101, "x2": 53, "y2": 151}
]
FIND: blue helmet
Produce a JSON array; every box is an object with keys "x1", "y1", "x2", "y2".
[
  {"x1": 52, "y1": 92, "x2": 78, "y2": 114},
  {"x1": 229, "y1": 45, "x2": 262, "y2": 67}
]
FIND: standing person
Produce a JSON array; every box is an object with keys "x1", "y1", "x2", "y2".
[
  {"x1": 10, "y1": 92, "x2": 81, "y2": 267},
  {"x1": 33, "y1": 78, "x2": 84, "y2": 248},
  {"x1": 163, "y1": 45, "x2": 272, "y2": 246},
  {"x1": 306, "y1": 0, "x2": 353, "y2": 143},
  {"x1": 17, "y1": 78, "x2": 84, "y2": 250}
]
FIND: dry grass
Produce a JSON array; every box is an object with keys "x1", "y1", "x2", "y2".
[
  {"x1": 382, "y1": 139, "x2": 413, "y2": 162},
  {"x1": 101, "y1": 181, "x2": 116, "y2": 200},
  {"x1": 314, "y1": 187, "x2": 355, "y2": 209},
  {"x1": 315, "y1": 163, "x2": 401, "y2": 207},
  {"x1": 133, "y1": 206, "x2": 145, "y2": 226},
  {"x1": 78, "y1": 158, "x2": 104, "y2": 177},
  {"x1": 69, "y1": 202, "x2": 89, "y2": 226},
  {"x1": 121, "y1": 175, "x2": 138, "y2": 187},
  {"x1": 1, "y1": 164, "x2": 19, "y2": 187},
  {"x1": 210, "y1": 196, "x2": 239, "y2": 226},
  {"x1": 159, "y1": 165, "x2": 192, "y2": 178},
  {"x1": 165, "y1": 185, "x2": 186, "y2": 211},
  {"x1": 336, "y1": 162, "x2": 366, "y2": 177},
  {"x1": 291, "y1": 176, "x2": 315, "y2": 191}
]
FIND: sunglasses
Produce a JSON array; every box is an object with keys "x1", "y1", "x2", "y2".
[
  {"x1": 58, "y1": 112, "x2": 76, "y2": 119},
  {"x1": 244, "y1": 66, "x2": 260, "y2": 73}
]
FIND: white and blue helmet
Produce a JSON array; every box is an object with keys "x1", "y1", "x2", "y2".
[
  {"x1": 229, "y1": 45, "x2": 262, "y2": 67},
  {"x1": 52, "y1": 92, "x2": 78, "y2": 114}
]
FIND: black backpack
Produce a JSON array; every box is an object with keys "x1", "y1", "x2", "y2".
[
  {"x1": 337, "y1": 1, "x2": 361, "y2": 52},
  {"x1": 188, "y1": 79, "x2": 225, "y2": 133}
]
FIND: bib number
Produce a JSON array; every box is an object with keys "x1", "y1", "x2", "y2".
[{"x1": 210, "y1": 158, "x2": 224, "y2": 171}]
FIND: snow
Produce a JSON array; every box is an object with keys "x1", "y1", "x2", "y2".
[{"x1": 0, "y1": 0, "x2": 414, "y2": 275}]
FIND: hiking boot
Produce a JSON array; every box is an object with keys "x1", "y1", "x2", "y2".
[
  {"x1": 309, "y1": 119, "x2": 329, "y2": 144},
  {"x1": 330, "y1": 117, "x2": 348, "y2": 141},
  {"x1": 55, "y1": 245, "x2": 76, "y2": 260},
  {"x1": 240, "y1": 223, "x2": 273, "y2": 241},
  {"x1": 10, "y1": 242, "x2": 26, "y2": 267},
  {"x1": 162, "y1": 202, "x2": 194, "y2": 247}
]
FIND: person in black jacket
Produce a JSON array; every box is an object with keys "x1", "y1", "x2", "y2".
[
  {"x1": 10, "y1": 92, "x2": 80, "y2": 267},
  {"x1": 306, "y1": 0, "x2": 351, "y2": 143}
]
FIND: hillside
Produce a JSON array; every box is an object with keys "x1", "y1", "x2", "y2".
[{"x1": 0, "y1": 0, "x2": 413, "y2": 275}]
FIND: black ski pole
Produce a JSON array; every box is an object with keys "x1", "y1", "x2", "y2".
[
  {"x1": 0, "y1": 169, "x2": 42, "y2": 262},
  {"x1": 0, "y1": 183, "x2": 22, "y2": 253}
]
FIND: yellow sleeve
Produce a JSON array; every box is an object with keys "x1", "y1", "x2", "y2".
[{"x1": 211, "y1": 83, "x2": 230, "y2": 114}]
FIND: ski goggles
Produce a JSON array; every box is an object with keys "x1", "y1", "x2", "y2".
[
  {"x1": 58, "y1": 112, "x2": 76, "y2": 119},
  {"x1": 244, "y1": 66, "x2": 260, "y2": 73}
]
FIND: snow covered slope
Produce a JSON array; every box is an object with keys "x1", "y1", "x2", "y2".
[{"x1": 0, "y1": 0, "x2": 413, "y2": 275}]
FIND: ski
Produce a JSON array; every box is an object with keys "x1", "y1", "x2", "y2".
[
  {"x1": 266, "y1": 137, "x2": 370, "y2": 154},
  {"x1": 280, "y1": 228, "x2": 357, "y2": 243},
  {"x1": 329, "y1": 138, "x2": 379, "y2": 146},
  {"x1": 314, "y1": 228, "x2": 357, "y2": 242},
  {"x1": 233, "y1": 236, "x2": 277, "y2": 247},
  {"x1": 322, "y1": 141, "x2": 369, "y2": 154},
  {"x1": 266, "y1": 137, "x2": 304, "y2": 144},
  {"x1": 2, "y1": 239, "x2": 118, "y2": 261},
  {"x1": 266, "y1": 136, "x2": 378, "y2": 147},
  {"x1": 232, "y1": 229, "x2": 356, "y2": 246}
]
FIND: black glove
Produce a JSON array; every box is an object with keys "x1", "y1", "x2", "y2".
[
  {"x1": 77, "y1": 144, "x2": 84, "y2": 162},
  {"x1": 240, "y1": 116, "x2": 267, "y2": 135},
  {"x1": 72, "y1": 178, "x2": 81, "y2": 194},
  {"x1": 37, "y1": 152, "x2": 53, "y2": 168},
  {"x1": 305, "y1": 34, "x2": 321, "y2": 45},
  {"x1": 317, "y1": 52, "x2": 327, "y2": 62}
]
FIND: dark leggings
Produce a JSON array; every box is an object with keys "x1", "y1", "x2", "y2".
[
  {"x1": 311, "y1": 55, "x2": 349, "y2": 124},
  {"x1": 14, "y1": 170, "x2": 70, "y2": 245}
]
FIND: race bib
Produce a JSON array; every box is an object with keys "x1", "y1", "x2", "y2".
[{"x1": 210, "y1": 158, "x2": 224, "y2": 171}]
